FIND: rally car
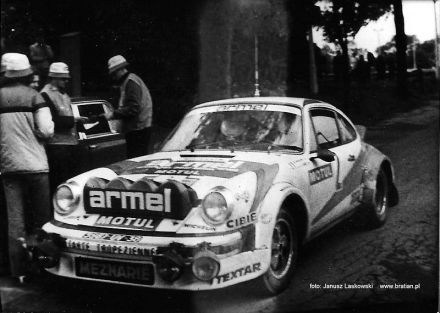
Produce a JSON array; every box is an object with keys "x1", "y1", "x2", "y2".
[{"x1": 35, "y1": 97, "x2": 398, "y2": 295}]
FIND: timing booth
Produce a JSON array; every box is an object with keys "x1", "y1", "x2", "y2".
[{"x1": 47, "y1": 99, "x2": 127, "y2": 192}]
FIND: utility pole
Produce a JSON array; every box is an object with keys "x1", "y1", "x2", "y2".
[
  {"x1": 254, "y1": 34, "x2": 261, "y2": 96},
  {"x1": 412, "y1": 42, "x2": 417, "y2": 70},
  {"x1": 434, "y1": 0, "x2": 439, "y2": 79}
]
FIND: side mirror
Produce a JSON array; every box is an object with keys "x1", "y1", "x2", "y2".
[{"x1": 310, "y1": 149, "x2": 335, "y2": 162}]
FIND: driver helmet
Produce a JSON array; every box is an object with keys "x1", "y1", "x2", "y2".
[{"x1": 220, "y1": 112, "x2": 249, "y2": 138}]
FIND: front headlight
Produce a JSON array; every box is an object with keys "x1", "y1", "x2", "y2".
[
  {"x1": 53, "y1": 182, "x2": 81, "y2": 215},
  {"x1": 201, "y1": 187, "x2": 234, "y2": 225}
]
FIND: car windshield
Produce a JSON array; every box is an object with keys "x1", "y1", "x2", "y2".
[{"x1": 161, "y1": 107, "x2": 303, "y2": 152}]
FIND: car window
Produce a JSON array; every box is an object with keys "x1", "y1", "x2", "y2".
[
  {"x1": 310, "y1": 109, "x2": 340, "y2": 149},
  {"x1": 337, "y1": 113, "x2": 357, "y2": 143}
]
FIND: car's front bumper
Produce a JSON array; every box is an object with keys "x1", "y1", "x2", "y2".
[{"x1": 41, "y1": 221, "x2": 270, "y2": 290}]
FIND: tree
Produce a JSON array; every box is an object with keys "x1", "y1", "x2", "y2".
[
  {"x1": 321, "y1": 0, "x2": 393, "y2": 81},
  {"x1": 391, "y1": 0, "x2": 407, "y2": 95},
  {"x1": 285, "y1": 0, "x2": 321, "y2": 95}
]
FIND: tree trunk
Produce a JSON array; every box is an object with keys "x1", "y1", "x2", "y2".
[
  {"x1": 393, "y1": 0, "x2": 407, "y2": 95},
  {"x1": 198, "y1": 0, "x2": 235, "y2": 102},
  {"x1": 285, "y1": 0, "x2": 310, "y2": 96},
  {"x1": 337, "y1": 21, "x2": 351, "y2": 107}
]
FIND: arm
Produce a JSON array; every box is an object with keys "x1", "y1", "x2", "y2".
[
  {"x1": 41, "y1": 92, "x2": 74, "y2": 129},
  {"x1": 34, "y1": 105, "x2": 54, "y2": 139},
  {"x1": 112, "y1": 80, "x2": 141, "y2": 119}
]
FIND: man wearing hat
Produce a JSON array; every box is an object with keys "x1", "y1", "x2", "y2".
[
  {"x1": 0, "y1": 53, "x2": 14, "y2": 87},
  {"x1": 103, "y1": 55, "x2": 153, "y2": 158},
  {"x1": 0, "y1": 53, "x2": 54, "y2": 281},
  {"x1": 40, "y1": 62, "x2": 87, "y2": 189}
]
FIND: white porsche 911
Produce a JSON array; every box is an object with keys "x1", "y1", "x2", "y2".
[{"x1": 35, "y1": 97, "x2": 398, "y2": 295}]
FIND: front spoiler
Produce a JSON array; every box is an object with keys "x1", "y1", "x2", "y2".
[{"x1": 41, "y1": 221, "x2": 270, "y2": 290}]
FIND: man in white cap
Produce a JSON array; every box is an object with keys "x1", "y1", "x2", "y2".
[
  {"x1": 0, "y1": 53, "x2": 14, "y2": 87},
  {"x1": 40, "y1": 62, "x2": 87, "y2": 189},
  {"x1": 103, "y1": 55, "x2": 153, "y2": 158},
  {"x1": 0, "y1": 53, "x2": 54, "y2": 282}
]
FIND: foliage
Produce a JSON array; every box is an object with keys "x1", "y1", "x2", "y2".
[
  {"x1": 378, "y1": 35, "x2": 436, "y2": 69},
  {"x1": 320, "y1": 0, "x2": 392, "y2": 43}
]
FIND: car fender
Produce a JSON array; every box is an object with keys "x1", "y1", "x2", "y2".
[
  {"x1": 254, "y1": 182, "x2": 309, "y2": 251},
  {"x1": 361, "y1": 143, "x2": 397, "y2": 205}
]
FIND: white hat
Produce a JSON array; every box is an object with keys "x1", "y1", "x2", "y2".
[
  {"x1": 1, "y1": 53, "x2": 15, "y2": 73},
  {"x1": 4, "y1": 53, "x2": 33, "y2": 78},
  {"x1": 48, "y1": 62, "x2": 71, "y2": 78},
  {"x1": 108, "y1": 55, "x2": 129, "y2": 74}
]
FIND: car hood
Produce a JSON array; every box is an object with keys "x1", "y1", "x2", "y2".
[{"x1": 58, "y1": 151, "x2": 280, "y2": 234}]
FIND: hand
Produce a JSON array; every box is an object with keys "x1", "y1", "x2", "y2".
[
  {"x1": 100, "y1": 111, "x2": 114, "y2": 120},
  {"x1": 75, "y1": 116, "x2": 89, "y2": 123}
]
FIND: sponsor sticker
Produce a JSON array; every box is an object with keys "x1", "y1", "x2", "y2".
[
  {"x1": 66, "y1": 239, "x2": 90, "y2": 251},
  {"x1": 309, "y1": 164, "x2": 333, "y2": 185},
  {"x1": 183, "y1": 224, "x2": 216, "y2": 232},
  {"x1": 94, "y1": 216, "x2": 161, "y2": 230},
  {"x1": 259, "y1": 213, "x2": 272, "y2": 224},
  {"x1": 66, "y1": 239, "x2": 157, "y2": 256},
  {"x1": 96, "y1": 244, "x2": 156, "y2": 256},
  {"x1": 226, "y1": 212, "x2": 257, "y2": 228},
  {"x1": 350, "y1": 188, "x2": 362, "y2": 205},
  {"x1": 82, "y1": 232, "x2": 142, "y2": 243},
  {"x1": 216, "y1": 104, "x2": 268, "y2": 111},
  {"x1": 86, "y1": 189, "x2": 171, "y2": 213},
  {"x1": 131, "y1": 159, "x2": 246, "y2": 177},
  {"x1": 234, "y1": 191, "x2": 250, "y2": 203},
  {"x1": 213, "y1": 262, "x2": 261, "y2": 284}
]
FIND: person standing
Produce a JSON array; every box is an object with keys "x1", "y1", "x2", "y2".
[
  {"x1": 0, "y1": 53, "x2": 14, "y2": 87},
  {"x1": 103, "y1": 55, "x2": 153, "y2": 158},
  {"x1": 29, "y1": 29, "x2": 54, "y2": 87},
  {"x1": 0, "y1": 53, "x2": 54, "y2": 282},
  {"x1": 40, "y1": 62, "x2": 87, "y2": 190}
]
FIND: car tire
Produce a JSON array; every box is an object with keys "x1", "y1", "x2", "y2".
[
  {"x1": 260, "y1": 207, "x2": 298, "y2": 295},
  {"x1": 364, "y1": 168, "x2": 389, "y2": 228}
]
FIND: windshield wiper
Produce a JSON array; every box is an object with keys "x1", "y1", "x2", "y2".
[
  {"x1": 230, "y1": 140, "x2": 303, "y2": 152},
  {"x1": 185, "y1": 142, "x2": 213, "y2": 151},
  {"x1": 270, "y1": 144, "x2": 303, "y2": 151},
  {"x1": 185, "y1": 140, "x2": 235, "y2": 151}
]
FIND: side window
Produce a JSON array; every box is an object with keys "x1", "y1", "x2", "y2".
[
  {"x1": 309, "y1": 120, "x2": 318, "y2": 152},
  {"x1": 310, "y1": 109, "x2": 341, "y2": 149},
  {"x1": 337, "y1": 113, "x2": 357, "y2": 144}
]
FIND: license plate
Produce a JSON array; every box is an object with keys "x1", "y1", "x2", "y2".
[{"x1": 75, "y1": 258, "x2": 154, "y2": 285}]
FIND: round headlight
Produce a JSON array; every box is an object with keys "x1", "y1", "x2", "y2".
[
  {"x1": 53, "y1": 183, "x2": 80, "y2": 215},
  {"x1": 201, "y1": 187, "x2": 233, "y2": 225},
  {"x1": 192, "y1": 251, "x2": 220, "y2": 281}
]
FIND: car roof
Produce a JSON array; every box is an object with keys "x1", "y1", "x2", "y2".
[{"x1": 193, "y1": 96, "x2": 324, "y2": 109}]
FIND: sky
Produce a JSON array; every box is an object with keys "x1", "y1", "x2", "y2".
[{"x1": 315, "y1": 0, "x2": 440, "y2": 52}]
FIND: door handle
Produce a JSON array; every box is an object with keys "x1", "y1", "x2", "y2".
[
  {"x1": 348, "y1": 154, "x2": 356, "y2": 162},
  {"x1": 89, "y1": 144, "x2": 98, "y2": 150}
]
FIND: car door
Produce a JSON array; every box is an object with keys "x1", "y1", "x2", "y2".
[
  {"x1": 332, "y1": 111, "x2": 363, "y2": 216},
  {"x1": 305, "y1": 108, "x2": 341, "y2": 232},
  {"x1": 306, "y1": 107, "x2": 364, "y2": 233}
]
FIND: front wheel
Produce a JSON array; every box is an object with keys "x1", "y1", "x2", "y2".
[{"x1": 261, "y1": 207, "x2": 298, "y2": 295}]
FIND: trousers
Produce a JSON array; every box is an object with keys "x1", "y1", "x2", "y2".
[
  {"x1": 1, "y1": 173, "x2": 51, "y2": 277},
  {"x1": 125, "y1": 127, "x2": 151, "y2": 158}
]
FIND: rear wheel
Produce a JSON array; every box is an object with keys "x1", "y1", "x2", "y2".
[
  {"x1": 261, "y1": 207, "x2": 298, "y2": 295},
  {"x1": 365, "y1": 168, "x2": 389, "y2": 228}
]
